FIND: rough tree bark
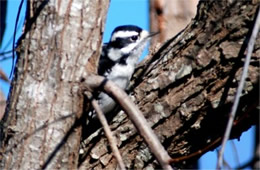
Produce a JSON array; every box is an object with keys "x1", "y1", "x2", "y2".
[
  {"x1": 0, "y1": 0, "x2": 109, "y2": 169},
  {"x1": 79, "y1": 1, "x2": 259, "y2": 169},
  {"x1": 149, "y1": 1, "x2": 199, "y2": 168}
]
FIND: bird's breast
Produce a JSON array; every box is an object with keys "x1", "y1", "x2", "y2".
[{"x1": 107, "y1": 63, "x2": 135, "y2": 89}]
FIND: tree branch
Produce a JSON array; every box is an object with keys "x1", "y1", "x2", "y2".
[
  {"x1": 82, "y1": 74, "x2": 173, "y2": 169},
  {"x1": 217, "y1": 7, "x2": 260, "y2": 169},
  {"x1": 91, "y1": 99, "x2": 126, "y2": 170}
]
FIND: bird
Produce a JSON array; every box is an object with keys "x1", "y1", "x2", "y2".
[
  {"x1": 80, "y1": 25, "x2": 157, "y2": 157},
  {"x1": 95, "y1": 25, "x2": 157, "y2": 115}
]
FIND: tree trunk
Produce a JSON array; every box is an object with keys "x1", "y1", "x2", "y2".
[
  {"x1": 0, "y1": 0, "x2": 109, "y2": 169},
  {"x1": 149, "y1": 1, "x2": 199, "y2": 168},
  {"x1": 79, "y1": 1, "x2": 259, "y2": 169},
  {"x1": 149, "y1": 0, "x2": 198, "y2": 48}
]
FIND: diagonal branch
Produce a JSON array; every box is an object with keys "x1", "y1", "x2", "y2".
[
  {"x1": 82, "y1": 74, "x2": 173, "y2": 170},
  {"x1": 91, "y1": 99, "x2": 126, "y2": 170},
  {"x1": 217, "y1": 7, "x2": 260, "y2": 169}
]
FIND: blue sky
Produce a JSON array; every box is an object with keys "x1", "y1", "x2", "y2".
[
  {"x1": 0, "y1": 0, "x2": 27, "y2": 96},
  {"x1": 0, "y1": 0, "x2": 255, "y2": 169}
]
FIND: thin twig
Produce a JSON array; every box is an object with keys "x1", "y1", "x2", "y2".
[
  {"x1": 0, "y1": 54, "x2": 12, "y2": 62},
  {"x1": 169, "y1": 137, "x2": 221, "y2": 163},
  {"x1": 0, "y1": 50, "x2": 13, "y2": 56},
  {"x1": 10, "y1": 0, "x2": 25, "y2": 78},
  {"x1": 84, "y1": 74, "x2": 173, "y2": 170},
  {"x1": 217, "y1": 8, "x2": 260, "y2": 169},
  {"x1": 91, "y1": 99, "x2": 126, "y2": 170},
  {"x1": 0, "y1": 68, "x2": 10, "y2": 83}
]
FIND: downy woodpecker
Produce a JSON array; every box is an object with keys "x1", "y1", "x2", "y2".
[{"x1": 96, "y1": 25, "x2": 157, "y2": 115}]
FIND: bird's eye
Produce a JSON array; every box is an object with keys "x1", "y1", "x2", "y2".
[{"x1": 130, "y1": 35, "x2": 138, "y2": 41}]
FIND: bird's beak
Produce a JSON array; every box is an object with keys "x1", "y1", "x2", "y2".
[{"x1": 148, "y1": 31, "x2": 160, "y2": 38}]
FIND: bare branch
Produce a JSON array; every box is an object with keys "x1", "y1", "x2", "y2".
[
  {"x1": 83, "y1": 74, "x2": 173, "y2": 170},
  {"x1": 217, "y1": 7, "x2": 260, "y2": 169},
  {"x1": 0, "y1": 50, "x2": 13, "y2": 56},
  {"x1": 91, "y1": 99, "x2": 126, "y2": 170},
  {"x1": 0, "y1": 55, "x2": 12, "y2": 62},
  {"x1": 10, "y1": 0, "x2": 25, "y2": 78},
  {"x1": 0, "y1": 68, "x2": 10, "y2": 83}
]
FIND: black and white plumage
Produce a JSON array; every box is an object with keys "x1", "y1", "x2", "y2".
[{"x1": 96, "y1": 25, "x2": 155, "y2": 114}]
